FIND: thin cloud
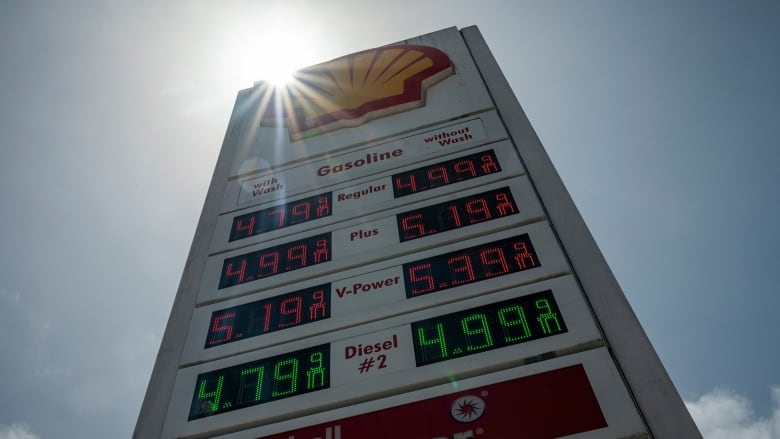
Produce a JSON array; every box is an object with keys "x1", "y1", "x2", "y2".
[
  {"x1": 686, "y1": 387, "x2": 780, "y2": 439},
  {"x1": 0, "y1": 423, "x2": 39, "y2": 439}
]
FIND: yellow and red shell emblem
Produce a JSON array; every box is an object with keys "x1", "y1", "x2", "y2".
[{"x1": 261, "y1": 45, "x2": 453, "y2": 140}]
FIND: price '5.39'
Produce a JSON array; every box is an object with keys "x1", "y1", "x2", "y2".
[{"x1": 403, "y1": 234, "x2": 540, "y2": 298}]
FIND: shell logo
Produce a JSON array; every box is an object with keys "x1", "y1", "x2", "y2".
[{"x1": 261, "y1": 45, "x2": 453, "y2": 140}]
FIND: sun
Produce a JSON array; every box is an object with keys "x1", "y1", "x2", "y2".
[
  {"x1": 264, "y1": 66, "x2": 295, "y2": 87},
  {"x1": 257, "y1": 39, "x2": 304, "y2": 87},
  {"x1": 214, "y1": 17, "x2": 320, "y2": 90}
]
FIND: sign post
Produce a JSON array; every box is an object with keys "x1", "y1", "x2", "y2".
[{"x1": 135, "y1": 26, "x2": 700, "y2": 438}]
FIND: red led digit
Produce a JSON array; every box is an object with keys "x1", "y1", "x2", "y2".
[
  {"x1": 465, "y1": 198, "x2": 491, "y2": 223},
  {"x1": 209, "y1": 312, "x2": 236, "y2": 345},
  {"x1": 448, "y1": 254, "x2": 476, "y2": 285},
  {"x1": 286, "y1": 244, "x2": 307, "y2": 270},
  {"x1": 313, "y1": 239, "x2": 329, "y2": 263},
  {"x1": 315, "y1": 196, "x2": 330, "y2": 217},
  {"x1": 224, "y1": 259, "x2": 247, "y2": 284},
  {"x1": 513, "y1": 241, "x2": 538, "y2": 269},
  {"x1": 453, "y1": 159, "x2": 477, "y2": 178},
  {"x1": 262, "y1": 303, "x2": 272, "y2": 332},
  {"x1": 401, "y1": 213, "x2": 426, "y2": 239},
  {"x1": 481, "y1": 153, "x2": 499, "y2": 173},
  {"x1": 309, "y1": 290, "x2": 326, "y2": 320},
  {"x1": 408, "y1": 263, "x2": 435, "y2": 295},
  {"x1": 278, "y1": 296, "x2": 303, "y2": 328},
  {"x1": 267, "y1": 207, "x2": 286, "y2": 228},
  {"x1": 480, "y1": 247, "x2": 510, "y2": 277},
  {"x1": 258, "y1": 252, "x2": 280, "y2": 277},
  {"x1": 244, "y1": 306, "x2": 269, "y2": 334},
  {"x1": 395, "y1": 174, "x2": 417, "y2": 194},
  {"x1": 427, "y1": 166, "x2": 449, "y2": 186},
  {"x1": 446, "y1": 204, "x2": 462, "y2": 228},
  {"x1": 495, "y1": 192, "x2": 517, "y2": 216},
  {"x1": 291, "y1": 201, "x2": 311, "y2": 224},
  {"x1": 234, "y1": 216, "x2": 256, "y2": 237}
]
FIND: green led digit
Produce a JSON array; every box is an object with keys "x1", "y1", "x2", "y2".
[
  {"x1": 196, "y1": 375, "x2": 224, "y2": 414},
  {"x1": 498, "y1": 304, "x2": 531, "y2": 342},
  {"x1": 271, "y1": 358, "x2": 299, "y2": 397},
  {"x1": 306, "y1": 351, "x2": 326, "y2": 390},
  {"x1": 462, "y1": 313, "x2": 493, "y2": 351},
  {"x1": 536, "y1": 298, "x2": 563, "y2": 334},
  {"x1": 239, "y1": 366, "x2": 264, "y2": 403},
  {"x1": 416, "y1": 323, "x2": 448, "y2": 360}
]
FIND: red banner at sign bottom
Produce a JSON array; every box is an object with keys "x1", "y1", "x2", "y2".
[{"x1": 260, "y1": 364, "x2": 607, "y2": 439}]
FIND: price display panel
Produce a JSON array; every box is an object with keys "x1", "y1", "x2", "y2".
[
  {"x1": 199, "y1": 177, "x2": 545, "y2": 304},
  {"x1": 411, "y1": 291, "x2": 566, "y2": 366},
  {"x1": 227, "y1": 193, "x2": 333, "y2": 243},
  {"x1": 163, "y1": 276, "x2": 606, "y2": 437},
  {"x1": 188, "y1": 344, "x2": 330, "y2": 420},
  {"x1": 208, "y1": 348, "x2": 647, "y2": 439},
  {"x1": 221, "y1": 111, "x2": 509, "y2": 213},
  {"x1": 204, "y1": 284, "x2": 331, "y2": 349},
  {"x1": 211, "y1": 141, "x2": 524, "y2": 255},
  {"x1": 185, "y1": 222, "x2": 571, "y2": 364}
]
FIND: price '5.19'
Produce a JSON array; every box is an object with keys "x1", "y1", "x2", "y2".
[{"x1": 396, "y1": 187, "x2": 518, "y2": 242}]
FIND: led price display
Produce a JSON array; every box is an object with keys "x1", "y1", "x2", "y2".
[
  {"x1": 412, "y1": 291, "x2": 566, "y2": 366},
  {"x1": 205, "y1": 284, "x2": 331, "y2": 348},
  {"x1": 189, "y1": 344, "x2": 329, "y2": 420},
  {"x1": 219, "y1": 233, "x2": 331, "y2": 289},
  {"x1": 403, "y1": 233, "x2": 540, "y2": 298},
  {"x1": 392, "y1": 150, "x2": 501, "y2": 197},
  {"x1": 230, "y1": 193, "x2": 332, "y2": 242},
  {"x1": 396, "y1": 187, "x2": 518, "y2": 242}
]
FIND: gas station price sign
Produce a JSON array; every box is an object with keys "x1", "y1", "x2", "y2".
[
  {"x1": 412, "y1": 290, "x2": 566, "y2": 365},
  {"x1": 138, "y1": 28, "x2": 694, "y2": 439}
]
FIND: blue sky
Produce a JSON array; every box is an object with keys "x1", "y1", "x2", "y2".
[{"x1": 1, "y1": 1, "x2": 778, "y2": 438}]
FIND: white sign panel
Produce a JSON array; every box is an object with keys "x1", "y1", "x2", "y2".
[{"x1": 136, "y1": 26, "x2": 698, "y2": 439}]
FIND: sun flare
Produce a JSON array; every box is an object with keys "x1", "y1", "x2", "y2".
[
  {"x1": 265, "y1": 67, "x2": 295, "y2": 87},
  {"x1": 214, "y1": 17, "x2": 320, "y2": 90}
]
